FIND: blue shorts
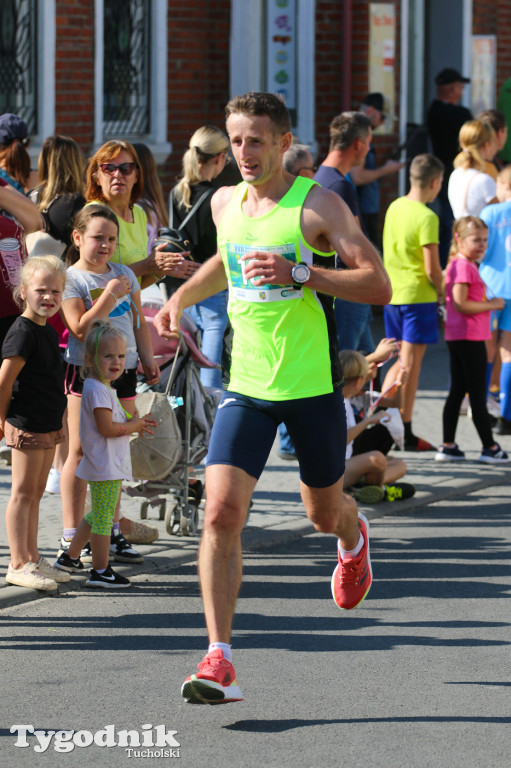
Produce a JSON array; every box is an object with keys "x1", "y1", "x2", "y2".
[
  {"x1": 493, "y1": 300, "x2": 511, "y2": 333},
  {"x1": 206, "y1": 390, "x2": 347, "y2": 488},
  {"x1": 384, "y1": 303, "x2": 438, "y2": 344}
]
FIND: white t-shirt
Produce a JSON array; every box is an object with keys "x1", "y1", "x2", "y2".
[
  {"x1": 344, "y1": 397, "x2": 356, "y2": 460},
  {"x1": 448, "y1": 168, "x2": 496, "y2": 218},
  {"x1": 76, "y1": 378, "x2": 132, "y2": 482},
  {"x1": 63, "y1": 262, "x2": 140, "y2": 368}
]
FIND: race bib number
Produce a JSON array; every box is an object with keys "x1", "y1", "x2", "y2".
[{"x1": 226, "y1": 243, "x2": 303, "y2": 302}]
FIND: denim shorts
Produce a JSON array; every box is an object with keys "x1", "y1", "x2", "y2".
[
  {"x1": 384, "y1": 302, "x2": 439, "y2": 344},
  {"x1": 206, "y1": 389, "x2": 346, "y2": 488}
]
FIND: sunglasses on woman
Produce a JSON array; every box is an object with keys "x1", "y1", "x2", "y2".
[{"x1": 99, "y1": 162, "x2": 137, "y2": 176}]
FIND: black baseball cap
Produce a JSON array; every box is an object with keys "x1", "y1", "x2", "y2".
[
  {"x1": 361, "y1": 93, "x2": 385, "y2": 112},
  {"x1": 435, "y1": 68, "x2": 470, "y2": 86}
]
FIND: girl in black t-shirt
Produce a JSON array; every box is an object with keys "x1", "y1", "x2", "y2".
[{"x1": 0, "y1": 255, "x2": 69, "y2": 591}]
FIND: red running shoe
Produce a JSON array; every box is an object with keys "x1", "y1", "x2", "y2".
[
  {"x1": 181, "y1": 648, "x2": 244, "y2": 704},
  {"x1": 331, "y1": 512, "x2": 372, "y2": 610}
]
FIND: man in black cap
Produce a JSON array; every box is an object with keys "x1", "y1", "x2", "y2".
[
  {"x1": 350, "y1": 93, "x2": 403, "y2": 248},
  {"x1": 427, "y1": 69, "x2": 472, "y2": 265}
]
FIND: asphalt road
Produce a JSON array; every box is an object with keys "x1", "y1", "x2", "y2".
[{"x1": 1, "y1": 483, "x2": 510, "y2": 768}]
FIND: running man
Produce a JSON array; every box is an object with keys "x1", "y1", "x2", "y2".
[{"x1": 154, "y1": 92, "x2": 392, "y2": 704}]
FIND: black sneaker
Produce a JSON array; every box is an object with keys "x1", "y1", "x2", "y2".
[
  {"x1": 435, "y1": 444, "x2": 466, "y2": 462},
  {"x1": 110, "y1": 532, "x2": 144, "y2": 563},
  {"x1": 479, "y1": 444, "x2": 510, "y2": 464},
  {"x1": 57, "y1": 537, "x2": 98, "y2": 562},
  {"x1": 85, "y1": 566, "x2": 131, "y2": 589},
  {"x1": 53, "y1": 552, "x2": 84, "y2": 573},
  {"x1": 383, "y1": 482, "x2": 416, "y2": 501}
]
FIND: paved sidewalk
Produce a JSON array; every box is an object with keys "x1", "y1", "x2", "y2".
[{"x1": 1, "y1": 321, "x2": 511, "y2": 610}]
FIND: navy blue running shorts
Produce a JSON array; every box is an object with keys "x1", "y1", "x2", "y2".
[{"x1": 206, "y1": 390, "x2": 347, "y2": 488}]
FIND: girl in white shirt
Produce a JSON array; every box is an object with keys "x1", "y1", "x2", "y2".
[{"x1": 54, "y1": 320, "x2": 155, "y2": 588}]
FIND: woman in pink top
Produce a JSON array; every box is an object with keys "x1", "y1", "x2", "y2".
[{"x1": 436, "y1": 216, "x2": 509, "y2": 463}]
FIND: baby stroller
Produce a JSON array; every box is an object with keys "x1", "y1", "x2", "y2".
[{"x1": 124, "y1": 297, "x2": 219, "y2": 536}]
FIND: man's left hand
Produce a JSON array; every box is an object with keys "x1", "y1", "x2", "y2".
[{"x1": 241, "y1": 251, "x2": 294, "y2": 286}]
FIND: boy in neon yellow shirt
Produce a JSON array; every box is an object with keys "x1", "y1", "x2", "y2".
[{"x1": 383, "y1": 154, "x2": 445, "y2": 450}]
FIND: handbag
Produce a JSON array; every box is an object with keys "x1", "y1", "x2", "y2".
[
  {"x1": 129, "y1": 340, "x2": 184, "y2": 481},
  {"x1": 156, "y1": 188, "x2": 215, "y2": 255}
]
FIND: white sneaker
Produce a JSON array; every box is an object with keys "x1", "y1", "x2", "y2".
[
  {"x1": 45, "y1": 467, "x2": 61, "y2": 494},
  {"x1": 5, "y1": 562, "x2": 57, "y2": 591},
  {"x1": 36, "y1": 556, "x2": 70, "y2": 583}
]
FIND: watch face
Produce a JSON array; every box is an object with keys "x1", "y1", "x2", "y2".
[{"x1": 292, "y1": 263, "x2": 309, "y2": 283}]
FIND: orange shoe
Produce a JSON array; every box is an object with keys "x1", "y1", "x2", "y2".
[
  {"x1": 181, "y1": 649, "x2": 244, "y2": 704},
  {"x1": 331, "y1": 513, "x2": 372, "y2": 610}
]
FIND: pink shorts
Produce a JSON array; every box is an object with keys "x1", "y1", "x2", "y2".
[{"x1": 4, "y1": 424, "x2": 65, "y2": 450}]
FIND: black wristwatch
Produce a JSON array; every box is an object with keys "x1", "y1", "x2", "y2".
[{"x1": 291, "y1": 263, "x2": 310, "y2": 287}]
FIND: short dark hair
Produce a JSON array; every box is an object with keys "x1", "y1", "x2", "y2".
[
  {"x1": 329, "y1": 112, "x2": 371, "y2": 152},
  {"x1": 477, "y1": 108, "x2": 507, "y2": 134},
  {"x1": 409, "y1": 154, "x2": 444, "y2": 187},
  {"x1": 225, "y1": 92, "x2": 292, "y2": 135}
]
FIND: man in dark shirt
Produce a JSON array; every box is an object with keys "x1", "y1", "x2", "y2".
[
  {"x1": 314, "y1": 112, "x2": 374, "y2": 353},
  {"x1": 427, "y1": 68, "x2": 472, "y2": 265}
]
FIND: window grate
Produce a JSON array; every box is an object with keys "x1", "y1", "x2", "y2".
[
  {"x1": 103, "y1": 0, "x2": 150, "y2": 137},
  {"x1": 0, "y1": 0, "x2": 37, "y2": 134}
]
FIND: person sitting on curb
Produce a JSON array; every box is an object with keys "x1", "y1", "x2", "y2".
[{"x1": 341, "y1": 350, "x2": 415, "y2": 504}]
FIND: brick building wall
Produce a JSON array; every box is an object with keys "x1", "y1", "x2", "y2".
[
  {"x1": 55, "y1": 0, "x2": 95, "y2": 150},
  {"x1": 315, "y1": 1, "x2": 401, "y2": 242},
  {"x1": 50, "y1": 0, "x2": 511, "y2": 217},
  {"x1": 163, "y1": 0, "x2": 231, "y2": 192}
]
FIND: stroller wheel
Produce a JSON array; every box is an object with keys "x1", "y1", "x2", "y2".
[
  {"x1": 181, "y1": 504, "x2": 199, "y2": 536},
  {"x1": 165, "y1": 501, "x2": 180, "y2": 536}
]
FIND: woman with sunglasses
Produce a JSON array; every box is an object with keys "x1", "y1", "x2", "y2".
[{"x1": 86, "y1": 140, "x2": 197, "y2": 289}]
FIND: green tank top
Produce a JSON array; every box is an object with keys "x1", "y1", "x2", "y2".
[{"x1": 217, "y1": 176, "x2": 343, "y2": 400}]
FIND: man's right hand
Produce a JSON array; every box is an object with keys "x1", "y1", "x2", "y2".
[{"x1": 154, "y1": 298, "x2": 182, "y2": 340}]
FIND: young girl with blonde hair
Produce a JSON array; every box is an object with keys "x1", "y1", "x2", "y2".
[
  {"x1": 340, "y1": 350, "x2": 415, "y2": 503},
  {"x1": 0, "y1": 255, "x2": 69, "y2": 590},
  {"x1": 54, "y1": 320, "x2": 156, "y2": 588},
  {"x1": 436, "y1": 216, "x2": 508, "y2": 463}
]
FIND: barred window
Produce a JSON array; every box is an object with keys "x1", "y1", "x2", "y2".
[
  {"x1": 103, "y1": 0, "x2": 150, "y2": 137},
  {"x1": 0, "y1": 0, "x2": 37, "y2": 134}
]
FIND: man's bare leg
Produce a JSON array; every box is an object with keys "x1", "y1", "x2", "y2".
[
  {"x1": 199, "y1": 463, "x2": 257, "y2": 644},
  {"x1": 300, "y1": 474, "x2": 358, "y2": 546},
  {"x1": 181, "y1": 463, "x2": 255, "y2": 704},
  {"x1": 301, "y1": 475, "x2": 372, "y2": 611}
]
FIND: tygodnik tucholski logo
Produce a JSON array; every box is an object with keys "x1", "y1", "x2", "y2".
[{"x1": 10, "y1": 724, "x2": 181, "y2": 758}]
